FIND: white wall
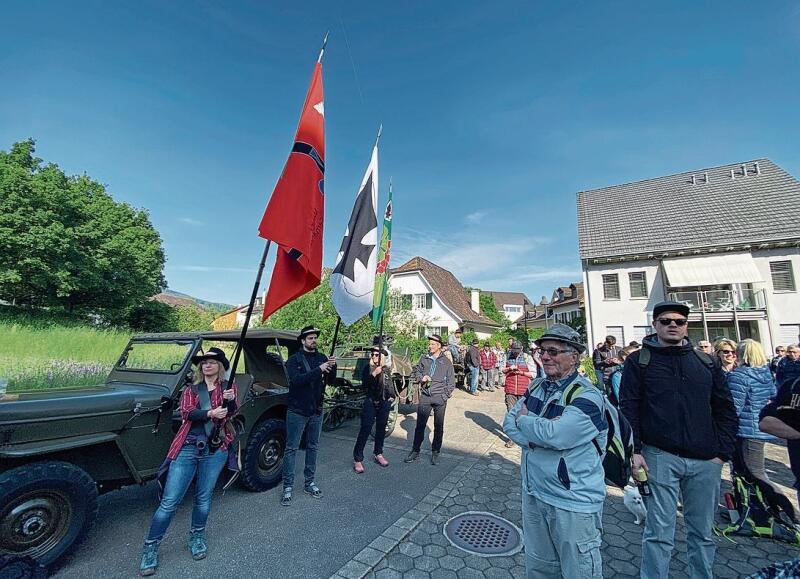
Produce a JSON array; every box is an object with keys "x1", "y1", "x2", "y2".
[
  {"x1": 388, "y1": 272, "x2": 461, "y2": 333},
  {"x1": 752, "y1": 247, "x2": 800, "y2": 348},
  {"x1": 584, "y1": 260, "x2": 664, "y2": 347}
]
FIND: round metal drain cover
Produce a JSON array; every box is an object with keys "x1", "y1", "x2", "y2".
[{"x1": 443, "y1": 511, "x2": 523, "y2": 557}]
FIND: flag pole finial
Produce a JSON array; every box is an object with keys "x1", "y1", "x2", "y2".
[
  {"x1": 318, "y1": 31, "x2": 329, "y2": 63},
  {"x1": 375, "y1": 124, "x2": 383, "y2": 147}
]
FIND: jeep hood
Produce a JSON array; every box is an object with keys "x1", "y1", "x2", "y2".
[{"x1": 0, "y1": 383, "x2": 170, "y2": 445}]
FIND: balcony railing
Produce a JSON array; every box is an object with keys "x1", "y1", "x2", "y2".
[{"x1": 667, "y1": 289, "x2": 766, "y2": 313}]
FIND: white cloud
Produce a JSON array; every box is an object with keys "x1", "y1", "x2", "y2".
[
  {"x1": 180, "y1": 217, "x2": 204, "y2": 226},
  {"x1": 465, "y1": 210, "x2": 487, "y2": 224}
]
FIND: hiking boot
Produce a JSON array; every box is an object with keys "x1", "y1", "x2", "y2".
[
  {"x1": 139, "y1": 541, "x2": 159, "y2": 576},
  {"x1": 281, "y1": 486, "x2": 293, "y2": 506},
  {"x1": 431, "y1": 451, "x2": 440, "y2": 465},
  {"x1": 404, "y1": 451, "x2": 420, "y2": 463},
  {"x1": 188, "y1": 528, "x2": 207, "y2": 560},
  {"x1": 304, "y1": 482, "x2": 323, "y2": 498}
]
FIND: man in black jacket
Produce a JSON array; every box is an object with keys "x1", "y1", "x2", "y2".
[
  {"x1": 620, "y1": 301, "x2": 737, "y2": 579},
  {"x1": 281, "y1": 325, "x2": 336, "y2": 506}
]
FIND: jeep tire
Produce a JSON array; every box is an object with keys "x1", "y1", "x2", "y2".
[
  {"x1": 241, "y1": 418, "x2": 286, "y2": 492},
  {"x1": 0, "y1": 461, "x2": 98, "y2": 566}
]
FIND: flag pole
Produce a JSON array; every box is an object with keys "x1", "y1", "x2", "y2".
[
  {"x1": 225, "y1": 240, "x2": 272, "y2": 404},
  {"x1": 318, "y1": 30, "x2": 329, "y2": 63},
  {"x1": 329, "y1": 315, "x2": 342, "y2": 357}
]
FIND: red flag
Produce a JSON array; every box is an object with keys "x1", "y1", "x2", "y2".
[{"x1": 259, "y1": 62, "x2": 325, "y2": 320}]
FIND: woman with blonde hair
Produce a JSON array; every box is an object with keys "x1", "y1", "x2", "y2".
[
  {"x1": 353, "y1": 346, "x2": 395, "y2": 473},
  {"x1": 715, "y1": 338, "x2": 738, "y2": 373},
  {"x1": 727, "y1": 339, "x2": 777, "y2": 486}
]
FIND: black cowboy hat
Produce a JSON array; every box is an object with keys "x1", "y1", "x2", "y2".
[
  {"x1": 191, "y1": 347, "x2": 230, "y2": 370},
  {"x1": 369, "y1": 345, "x2": 389, "y2": 356},
  {"x1": 298, "y1": 325, "x2": 321, "y2": 340},
  {"x1": 427, "y1": 334, "x2": 444, "y2": 345}
]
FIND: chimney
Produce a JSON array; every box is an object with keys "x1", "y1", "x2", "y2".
[
  {"x1": 471, "y1": 289, "x2": 480, "y2": 313},
  {"x1": 754, "y1": 162, "x2": 760, "y2": 175},
  {"x1": 704, "y1": 172, "x2": 709, "y2": 183},
  {"x1": 730, "y1": 169, "x2": 735, "y2": 180},
  {"x1": 741, "y1": 163, "x2": 747, "y2": 177},
  {"x1": 690, "y1": 175, "x2": 696, "y2": 185}
]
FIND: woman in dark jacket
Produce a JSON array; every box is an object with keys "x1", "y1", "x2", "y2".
[
  {"x1": 727, "y1": 339, "x2": 777, "y2": 487},
  {"x1": 353, "y1": 346, "x2": 395, "y2": 473},
  {"x1": 139, "y1": 348, "x2": 238, "y2": 576}
]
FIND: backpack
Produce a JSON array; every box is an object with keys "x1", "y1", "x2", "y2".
[{"x1": 560, "y1": 381, "x2": 635, "y2": 489}]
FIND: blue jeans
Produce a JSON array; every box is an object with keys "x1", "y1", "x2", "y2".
[
  {"x1": 282, "y1": 410, "x2": 322, "y2": 489},
  {"x1": 640, "y1": 444, "x2": 722, "y2": 579},
  {"x1": 353, "y1": 398, "x2": 392, "y2": 462},
  {"x1": 469, "y1": 367, "x2": 479, "y2": 394},
  {"x1": 146, "y1": 443, "x2": 227, "y2": 542}
]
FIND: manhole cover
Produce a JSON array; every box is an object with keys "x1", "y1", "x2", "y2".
[{"x1": 443, "y1": 511, "x2": 523, "y2": 557}]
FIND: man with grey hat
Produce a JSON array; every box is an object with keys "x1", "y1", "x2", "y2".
[
  {"x1": 620, "y1": 301, "x2": 736, "y2": 579},
  {"x1": 405, "y1": 334, "x2": 455, "y2": 465},
  {"x1": 503, "y1": 324, "x2": 607, "y2": 579},
  {"x1": 281, "y1": 325, "x2": 336, "y2": 506}
]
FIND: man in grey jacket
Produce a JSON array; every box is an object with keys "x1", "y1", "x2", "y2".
[
  {"x1": 405, "y1": 334, "x2": 456, "y2": 465},
  {"x1": 504, "y1": 324, "x2": 608, "y2": 579}
]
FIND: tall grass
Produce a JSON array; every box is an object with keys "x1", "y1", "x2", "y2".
[{"x1": 0, "y1": 320, "x2": 131, "y2": 393}]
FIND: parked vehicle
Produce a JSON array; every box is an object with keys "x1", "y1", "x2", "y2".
[{"x1": 0, "y1": 328, "x2": 299, "y2": 566}]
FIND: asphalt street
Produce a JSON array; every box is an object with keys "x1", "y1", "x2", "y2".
[{"x1": 52, "y1": 388, "x2": 509, "y2": 579}]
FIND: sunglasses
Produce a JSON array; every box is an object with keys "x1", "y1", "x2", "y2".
[
  {"x1": 719, "y1": 350, "x2": 735, "y2": 355},
  {"x1": 656, "y1": 318, "x2": 688, "y2": 327},
  {"x1": 539, "y1": 347, "x2": 572, "y2": 357}
]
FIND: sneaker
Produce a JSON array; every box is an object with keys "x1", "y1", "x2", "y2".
[
  {"x1": 404, "y1": 451, "x2": 420, "y2": 463},
  {"x1": 374, "y1": 454, "x2": 389, "y2": 467},
  {"x1": 188, "y1": 528, "x2": 207, "y2": 560},
  {"x1": 353, "y1": 461, "x2": 365, "y2": 474},
  {"x1": 139, "y1": 541, "x2": 159, "y2": 576},
  {"x1": 304, "y1": 482, "x2": 323, "y2": 498},
  {"x1": 281, "y1": 487, "x2": 293, "y2": 506},
  {"x1": 431, "y1": 451, "x2": 440, "y2": 465}
]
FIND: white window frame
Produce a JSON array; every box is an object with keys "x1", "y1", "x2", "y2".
[
  {"x1": 603, "y1": 274, "x2": 620, "y2": 300},
  {"x1": 770, "y1": 261, "x2": 797, "y2": 293},
  {"x1": 629, "y1": 271, "x2": 648, "y2": 299}
]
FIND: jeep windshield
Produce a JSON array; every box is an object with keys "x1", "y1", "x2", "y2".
[{"x1": 115, "y1": 340, "x2": 194, "y2": 373}]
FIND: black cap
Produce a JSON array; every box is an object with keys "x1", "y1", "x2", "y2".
[
  {"x1": 369, "y1": 345, "x2": 389, "y2": 356},
  {"x1": 427, "y1": 334, "x2": 444, "y2": 345},
  {"x1": 472, "y1": 339, "x2": 479, "y2": 345},
  {"x1": 191, "y1": 347, "x2": 230, "y2": 371},
  {"x1": 652, "y1": 300, "x2": 690, "y2": 320}
]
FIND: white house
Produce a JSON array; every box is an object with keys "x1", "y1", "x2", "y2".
[
  {"x1": 388, "y1": 257, "x2": 501, "y2": 339},
  {"x1": 577, "y1": 158, "x2": 800, "y2": 351},
  {"x1": 485, "y1": 291, "x2": 548, "y2": 330}
]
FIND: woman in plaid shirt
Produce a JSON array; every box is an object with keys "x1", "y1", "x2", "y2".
[{"x1": 139, "y1": 348, "x2": 238, "y2": 576}]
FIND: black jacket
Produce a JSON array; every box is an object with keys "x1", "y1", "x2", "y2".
[
  {"x1": 361, "y1": 363, "x2": 395, "y2": 402},
  {"x1": 619, "y1": 336, "x2": 737, "y2": 461},
  {"x1": 466, "y1": 345, "x2": 480, "y2": 368},
  {"x1": 286, "y1": 349, "x2": 330, "y2": 417}
]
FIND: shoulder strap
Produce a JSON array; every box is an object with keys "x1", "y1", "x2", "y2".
[
  {"x1": 693, "y1": 349, "x2": 715, "y2": 368},
  {"x1": 196, "y1": 382, "x2": 215, "y2": 438},
  {"x1": 299, "y1": 352, "x2": 312, "y2": 373},
  {"x1": 562, "y1": 382, "x2": 586, "y2": 406},
  {"x1": 638, "y1": 347, "x2": 651, "y2": 369}
]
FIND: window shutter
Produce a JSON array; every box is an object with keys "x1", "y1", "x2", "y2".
[
  {"x1": 426, "y1": 293, "x2": 433, "y2": 309},
  {"x1": 770, "y1": 261, "x2": 796, "y2": 292}
]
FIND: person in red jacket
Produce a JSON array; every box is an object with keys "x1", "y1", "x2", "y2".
[
  {"x1": 479, "y1": 342, "x2": 497, "y2": 392},
  {"x1": 502, "y1": 341, "x2": 536, "y2": 447}
]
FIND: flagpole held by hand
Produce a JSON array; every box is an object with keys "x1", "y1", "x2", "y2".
[{"x1": 330, "y1": 316, "x2": 342, "y2": 357}]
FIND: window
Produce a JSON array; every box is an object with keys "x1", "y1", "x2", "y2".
[
  {"x1": 395, "y1": 294, "x2": 412, "y2": 310},
  {"x1": 770, "y1": 261, "x2": 796, "y2": 292},
  {"x1": 417, "y1": 326, "x2": 448, "y2": 339},
  {"x1": 413, "y1": 293, "x2": 433, "y2": 309},
  {"x1": 602, "y1": 274, "x2": 620, "y2": 300},
  {"x1": 629, "y1": 271, "x2": 648, "y2": 298},
  {"x1": 632, "y1": 326, "x2": 651, "y2": 344},
  {"x1": 605, "y1": 326, "x2": 625, "y2": 345},
  {"x1": 504, "y1": 305, "x2": 522, "y2": 314}
]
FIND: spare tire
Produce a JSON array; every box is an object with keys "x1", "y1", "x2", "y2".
[
  {"x1": 240, "y1": 418, "x2": 286, "y2": 492},
  {"x1": 0, "y1": 461, "x2": 98, "y2": 566}
]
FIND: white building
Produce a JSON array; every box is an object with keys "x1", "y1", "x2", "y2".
[
  {"x1": 546, "y1": 283, "x2": 585, "y2": 327},
  {"x1": 578, "y1": 159, "x2": 800, "y2": 351},
  {"x1": 389, "y1": 257, "x2": 501, "y2": 339},
  {"x1": 485, "y1": 291, "x2": 548, "y2": 330}
]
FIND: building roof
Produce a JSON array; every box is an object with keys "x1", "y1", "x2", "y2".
[
  {"x1": 151, "y1": 293, "x2": 202, "y2": 309},
  {"x1": 549, "y1": 282, "x2": 584, "y2": 308},
  {"x1": 577, "y1": 158, "x2": 800, "y2": 260},
  {"x1": 391, "y1": 257, "x2": 501, "y2": 327},
  {"x1": 486, "y1": 291, "x2": 533, "y2": 309}
]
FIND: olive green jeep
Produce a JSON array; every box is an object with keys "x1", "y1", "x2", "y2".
[{"x1": 0, "y1": 328, "x2": 299, "y2": 566}]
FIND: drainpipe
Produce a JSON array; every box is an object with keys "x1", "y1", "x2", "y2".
[
  {"x1": 700, "y1": 291, "x2": 710, "y2": 342},
  {"x1": 731, "y1": 288, "x2": 742, "y2": 341},
  {"x1": 582, "y1": 262, "x2": 594, "y2": 350}
]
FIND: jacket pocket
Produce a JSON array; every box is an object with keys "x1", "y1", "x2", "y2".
[{"x1": 557, "y1": 457, "x2": 571, "y2": 490}]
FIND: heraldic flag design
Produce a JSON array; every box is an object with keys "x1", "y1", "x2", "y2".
[
  {"x1": 258, "y1": 61, "x2": 325, "y2": 320},
  {"x1": 330, "y1": 143, "x2": 378, "y2": 325},
  {"x1": 371, "y1": 183, "x2": 393, "y2": 326}
]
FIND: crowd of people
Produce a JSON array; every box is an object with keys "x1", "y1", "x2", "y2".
[{"x1": 137, "y1": 307, "x2": 800, "y2": 579}]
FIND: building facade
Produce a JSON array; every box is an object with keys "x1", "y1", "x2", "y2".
[{"x1": 578, "y1": 159, "x2": 800, "y2": 351}]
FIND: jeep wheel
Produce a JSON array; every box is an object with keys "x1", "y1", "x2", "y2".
[
  {"x1": 0, "y1": 461, "x2": 98, "y2": 566},
  {"x1": 370, "y1": 397, "x2": 399, "y2": 440},
  {"x1": 241, "y1": 418, "x2": 286, "y2": 492}
]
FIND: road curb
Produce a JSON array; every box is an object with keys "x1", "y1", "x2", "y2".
[{"x1": 328, "y1": 436, "x2": 501, "y2": 579}]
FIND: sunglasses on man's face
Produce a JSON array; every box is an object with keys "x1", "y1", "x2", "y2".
[
  {"x1": 656, "y1": 318, "x2": 688, "y2": 327},
  {"x1": 720, "y1": 350, "x2": 735, "y2": 355}
]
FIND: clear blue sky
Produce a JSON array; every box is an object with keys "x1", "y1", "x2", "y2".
[{"x1": 2, "y1": 1, "x2": 799, "y2": 306}]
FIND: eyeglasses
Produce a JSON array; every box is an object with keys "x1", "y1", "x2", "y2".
[
  {"x1": 656, "y1": 318, "x2": 688, "y2": 327},
  {"x1": 539, "y1": 347, "x2": 572, "y2": 357},
  {"x1": 719, "y1": 350, "x2": 735, "y2": 355},
  {"x1": 371, "y1": 353, "x2": 381, "y2": 357}
]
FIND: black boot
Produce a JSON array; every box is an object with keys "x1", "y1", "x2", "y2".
[
  {"x1": 404, "y1": 451, "x2": 420, "y2": 463},
  {"x1": 431, "y1": 451, "x2": 440, "y2": 465}
]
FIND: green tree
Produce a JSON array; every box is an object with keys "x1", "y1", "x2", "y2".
[
  {"x1": 0, "y1": 140, "x2": 166, "y2": 322},
  {"x1": 173, "y1": 305, "x2": 215, "y2": 331}
]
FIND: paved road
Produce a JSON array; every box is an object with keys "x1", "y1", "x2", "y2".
[{"x1": 52, "y1": 388, "x2": 508, "y2": 579}]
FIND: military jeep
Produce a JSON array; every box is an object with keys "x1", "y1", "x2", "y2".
[{"x1": 0, "y1": 328, "x2": 299, "y2": 566}]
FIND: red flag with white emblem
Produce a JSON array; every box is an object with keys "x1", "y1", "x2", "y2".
[{"x1": 259, "y1": 60, "x2": 325, "y2": 320}]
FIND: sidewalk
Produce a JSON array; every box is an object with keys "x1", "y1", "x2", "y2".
[{"x1": 331, "y1": 419, "x2": 799, "y2": 578}]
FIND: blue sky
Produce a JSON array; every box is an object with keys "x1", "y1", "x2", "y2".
[{"x1": 2, "y1": 1, "x2": 799, "y2": 306}]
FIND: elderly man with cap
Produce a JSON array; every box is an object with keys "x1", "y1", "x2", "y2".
[
  {"x1": 619, "y1": 301, "x2": 737, "y2": 579},
  {"x1": 503, "y1": 324, "x2": 608, "y2": 579},
  {"x1": 281, "y1": 325, "x2": 336, "y2": 506},
  {"x1": 405, "y1": 334, "x2": 455, "y2": 465}
]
